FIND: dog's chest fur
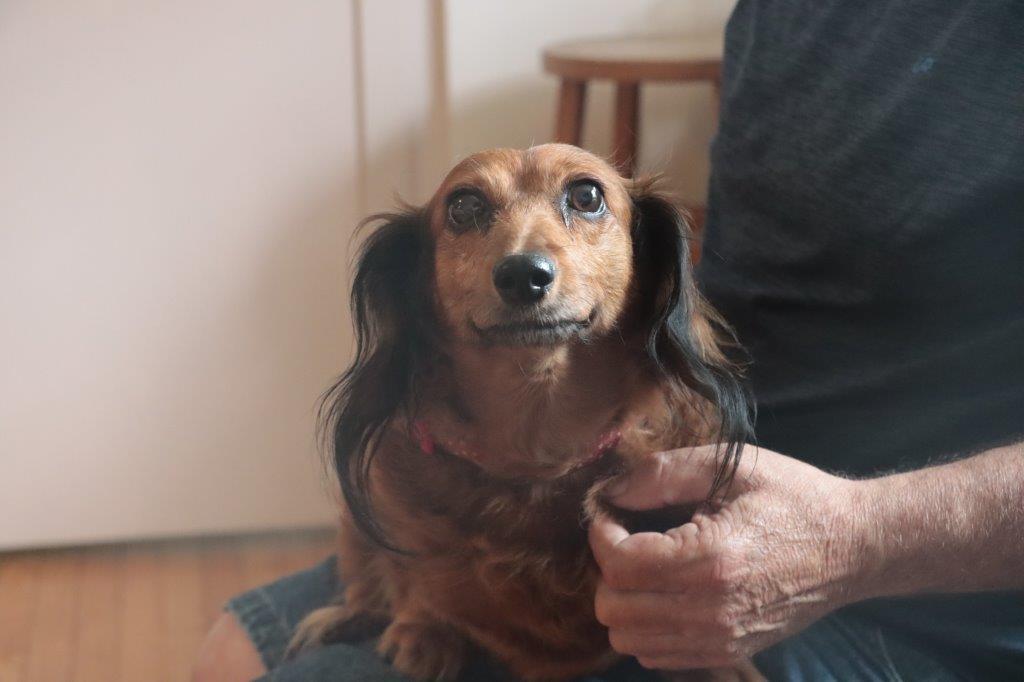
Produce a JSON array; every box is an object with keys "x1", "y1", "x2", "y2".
[{"x1": 344, "y1": 351, "x2": 695, "y2": 678}]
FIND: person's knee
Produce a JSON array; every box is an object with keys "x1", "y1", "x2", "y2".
[{"x1": 193, "y1": 611, "x2": 268, "y2": 682}]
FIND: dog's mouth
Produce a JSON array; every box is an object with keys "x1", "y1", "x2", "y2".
[{"x1": 470, "y1": 309, "x2": 597, "y2": 346}]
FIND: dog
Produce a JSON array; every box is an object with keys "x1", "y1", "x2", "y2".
[{"x1": 292, "y1": 144, "x2": 754, "y2": 680}]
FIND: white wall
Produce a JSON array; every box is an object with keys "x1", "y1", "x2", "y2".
[
  {"x1": 0, "y1": 0, "x2": 358, "y2": 548},
  {"x1": 0, "y1": 0, "x2": 734, "y2": 549}
]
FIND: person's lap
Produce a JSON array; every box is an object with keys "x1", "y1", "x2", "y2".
[{"x1": 225, "y1": 558, "x2": 962, "y2": 682}]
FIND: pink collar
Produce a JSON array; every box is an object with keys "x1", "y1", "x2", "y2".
[
  {"x1": 410, "y1": 419, "x2": 621, "y2": 468},
  {"x1": 411, "y1": 419, "x2": 439, "y2": 455}
]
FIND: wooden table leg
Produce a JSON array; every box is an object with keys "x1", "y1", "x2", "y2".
[
  {"x1": 554, "y1": 78, "x2": 586, "y2": 146},
  {"x1": 612, "y1": 82, "x2": 640, "y2": 176}
]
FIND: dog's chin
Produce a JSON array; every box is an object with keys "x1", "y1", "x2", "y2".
[
  {"x1": 476, "y1": 445, "x2": 617, "y2": 484},
  {"x1": 470, "y1": 309, "x2": 596, "y2": 347}
]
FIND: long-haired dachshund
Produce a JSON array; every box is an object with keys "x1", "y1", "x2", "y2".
[{"x1": 293, "y1": 144, "x2": 753, "y2": 680}]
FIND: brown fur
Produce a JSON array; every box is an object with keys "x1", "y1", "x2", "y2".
[{"x1": 293, "y1": 144, "x2": 750, "y2": 680}]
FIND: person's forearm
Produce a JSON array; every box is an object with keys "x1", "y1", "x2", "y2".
[{"x1": 848, "y1": 441, "x2": 1024, "y2": 600}]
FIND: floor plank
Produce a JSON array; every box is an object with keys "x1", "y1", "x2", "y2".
[
  {"x1": 158, "y1": 546, "x2": 206, "y2": 682},
  {"x1": 198, "y1": 538, "x2": 245, "y2": 626},
  {"x1": 71, "y1": 548, "x2": 125, "y2": 682},
  {"x1": 0, "y1": 529, "x2": 334, "y2": 682},
  {"x1": 0, "y1": 553, "x2": 41, "y2": 682},
  {"x1": 23, "y1": 552, "x2": 81, "y2": 682},
  {"x1": 118, "y1": 547, "x2": 166, "y2": 682}
]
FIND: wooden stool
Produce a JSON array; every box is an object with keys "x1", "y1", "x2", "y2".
[{"x1": 543, "y1": 35, "x2": 723, "y2": 177}]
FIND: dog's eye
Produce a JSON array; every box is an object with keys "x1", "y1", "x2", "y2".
[
  {"x1": 568, "y1": 181, "x2": 604, "y2": 214},
  {"x1": 447, "y1": 192, "x2": 490, "y2": 231}
]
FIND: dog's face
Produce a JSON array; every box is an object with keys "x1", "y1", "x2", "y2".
[{"x1": 427, "y1": 144, "x2": 635, "y2": 347}]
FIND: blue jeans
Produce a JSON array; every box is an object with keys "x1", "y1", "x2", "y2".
[{"x1": 227, "y1": 558, "x2": 1016, "y2": 681}]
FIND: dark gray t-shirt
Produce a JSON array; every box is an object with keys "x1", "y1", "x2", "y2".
[{"x1": 698, "y1": 0, "x2": 1023, "y2": 676}]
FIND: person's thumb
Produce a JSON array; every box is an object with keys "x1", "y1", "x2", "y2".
[{"x1": 605, "y1": 445, "x2": 730, "y2": 511}]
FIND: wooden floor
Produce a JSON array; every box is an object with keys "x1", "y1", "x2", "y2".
[{"x1": 0, "y1": 529, "x2": 336, "y2": 682}]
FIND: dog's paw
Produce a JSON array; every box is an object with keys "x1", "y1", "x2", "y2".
[{"x1": 378, "y1": 619, "x2": 468, "y2": 681}]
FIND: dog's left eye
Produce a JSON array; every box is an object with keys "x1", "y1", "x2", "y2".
[
  {"x1": 568, "y1": 181, "x2": 604, "y2": 214},
  {"x1": 447, "y1": 192, "x2": 490, "y2": 231}
]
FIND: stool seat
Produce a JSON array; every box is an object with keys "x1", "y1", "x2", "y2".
[
  {"x1": 543, "y1": 35, "x2": 722, "y2": 83},
  {"x1": 543, "y1": 35, "x2": 723, "y2": 178}
]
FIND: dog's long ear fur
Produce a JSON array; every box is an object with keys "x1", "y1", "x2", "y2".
[
  {"x1": 319, "y1": 209, "x2": 433, "y2": 552},
  {"x1": 629, "y1": 178, "x2": 754, "y2": 494}
]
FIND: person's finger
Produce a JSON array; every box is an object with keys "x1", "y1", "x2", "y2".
[
  {"x1": 588, "y1": 511, "x2": 631, "y2": 566},
  {"x1": 607, "y1": 630, "x2": 693, "y2": 659},
  {"x1": 594, "y1": 581, "x2": 714, "y2": 631},
  {"x1": 589, "y1": 513, "x2": 682, "y2": 590},
  {"x1": 614, "y1": 619, "x2": 749, "y2": 667},
  {"x1": 606, "y1": 446, "x2": 727, "y2": 511},
  {"x1": 589, "y1": 514, "x2": 710, "y2": 590}
]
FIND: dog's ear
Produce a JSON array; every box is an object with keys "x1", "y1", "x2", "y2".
[
  {"x1": 319, "y1": 209, "x2": 433, "y2": 552},
  {"x1": 629, "y1": 178, "x2": 753, "y2": 493}
]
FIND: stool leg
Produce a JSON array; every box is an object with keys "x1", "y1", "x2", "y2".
[
  {"x1": 554, "y1": 78, "x2": 586, "y2": 146},
  {"x1": 612, "y1": 82, "x2": 640, "y2": 176}
]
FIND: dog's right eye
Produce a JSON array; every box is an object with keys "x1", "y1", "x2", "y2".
[
  {"x1": 567, "y1": 181, "x2": 605, "y2": 215},
  {"x1": 447, "y1": 192, "x2": 490, "y2": 232}
]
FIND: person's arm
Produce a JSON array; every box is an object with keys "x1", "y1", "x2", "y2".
[
  {"x1": 587, "y1": 441, "x2": 1024, "y2": 671},
  {"x1": 855, "y1": 441, "x2": 1024, "y2": 597}
]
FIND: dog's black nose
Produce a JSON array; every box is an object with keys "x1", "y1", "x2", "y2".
[{"x1": 492, "y1": 253, "x2": 556, "y2": 305}]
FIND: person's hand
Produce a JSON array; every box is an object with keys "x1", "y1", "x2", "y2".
[{"x1": 588, "y1": 444, "x2": 869, "y2": 671}]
